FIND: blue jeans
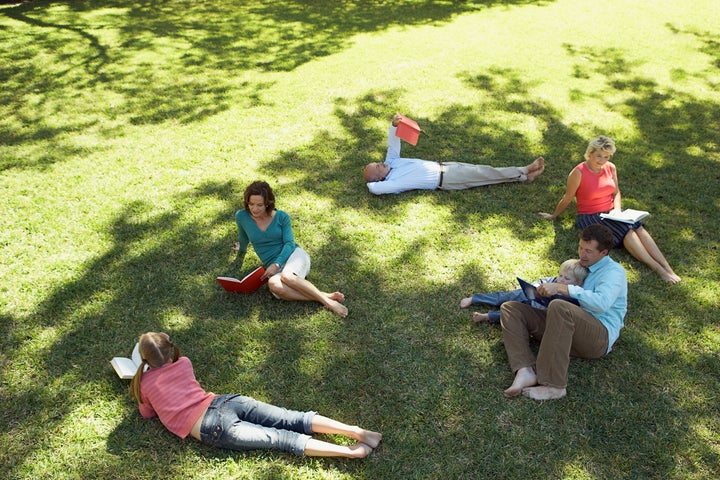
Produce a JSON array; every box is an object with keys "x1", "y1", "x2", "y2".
[
  {"x1": 472, "y1": 288, "x2": 545, "y2": 323},
  {"x1": 199, "y1": 394, "x2": 316, "y2": 456}
]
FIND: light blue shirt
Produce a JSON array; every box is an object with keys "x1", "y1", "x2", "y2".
[
  {"x1": 366, "y1": 124, "x2": 441, "y2": 195},
  {"x1": 567, "y1": 255, "x2": 627, "y2": 352}
]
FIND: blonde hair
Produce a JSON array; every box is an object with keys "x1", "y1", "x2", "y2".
[
  {"x1": 559, "y1": 259, "x2": 589, "y2": 285},
  {"x1": 584, "y1": 135, "x2": 616, "y2": 160},
  {"x1": 129, "y1": 332, "x2": 180, "y2": 404}
]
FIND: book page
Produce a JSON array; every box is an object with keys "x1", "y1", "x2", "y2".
[{"x1": 110, "y1": 357, "x2": 139, "y2": 379}]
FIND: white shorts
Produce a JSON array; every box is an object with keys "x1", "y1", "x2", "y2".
[{"x1": 270, "y1": 247, "x2": 311, "y2": 298}]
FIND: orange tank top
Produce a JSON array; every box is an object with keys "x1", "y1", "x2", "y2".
[{"x1": 575, "y1": 162, "x2": 616, "y2": 214}]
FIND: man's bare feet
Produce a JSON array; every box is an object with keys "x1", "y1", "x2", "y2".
[
  {"x1": 522, "y1": 385, "x2": 566, "y2": 400},
  {"x1": 525, "y1": 157, "x2": 545, "y2": 183},
  {"x1": 460, "y1": 297, "x2": 473, "y2": 309},
  {"x1": 503, "y1": 366, "x2": 537, "y2": 398},
  {"x1": 527, "y1": 156, "x2": 544, "y2": 172},
  {"x1": 328, "y1": 291, "x2": 346, "y2": 303},
  {"x1": 472, "y1": 312, "x2": 489, "y2": 323}
]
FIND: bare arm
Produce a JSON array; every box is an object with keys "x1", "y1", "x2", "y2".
[
  {"x1": 539, "y1": 168, "x2": 582, "y2": 219},
  {"x1": 611, "y1": 164, "x2": 622, "y2": 210}
]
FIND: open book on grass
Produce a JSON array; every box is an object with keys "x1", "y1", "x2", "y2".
[
  {"x1": 216, "y1": 266, "x2": 268, "y2": 293},
  {"x1": 517, "y1": 277, "x2": 579, "y2": 308},
  {"x1": 110, "y1": 343, "x2": 141, "y2": 380},
  {"x1": 599, "y1": 208, "x2": 650, "y2": 224}
]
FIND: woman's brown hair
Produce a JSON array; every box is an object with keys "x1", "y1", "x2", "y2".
[
  {"x1": 129, "y1": 332, "x2": 180, "y2": 403},
  {"x1": 243, "y1": 180, "x2": 275, "y2": 214}
]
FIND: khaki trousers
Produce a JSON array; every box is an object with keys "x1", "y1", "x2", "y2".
[
  {"x1": 500, "y1": 300, "x2": 609, "y2": 389},
  {"x1": 439, "y1": 162, "x2": 527, "y2": 190}
]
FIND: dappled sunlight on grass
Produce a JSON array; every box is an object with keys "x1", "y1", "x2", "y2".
[{"x1": 1, "y1": 0, "x2": 719, "y2": 478}]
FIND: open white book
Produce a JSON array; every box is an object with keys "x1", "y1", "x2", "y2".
[
  {"x1": 110, "y1": 343, "x2": 142, "y2": 379},
  {"x1": 599, "y1": 208, "x2": 650, "y2": 224}
]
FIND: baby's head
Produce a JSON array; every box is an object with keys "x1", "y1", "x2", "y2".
[{"x1": 556, "y1": 259, "x2": 589, "y2": 286}]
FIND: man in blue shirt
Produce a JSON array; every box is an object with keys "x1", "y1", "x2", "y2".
[
  {"x1": 500, "y1": 223, "x2": 627, "y2": 400},
  {"x1": 363, "y1": 114, "x2": 545, "y2": 195}
]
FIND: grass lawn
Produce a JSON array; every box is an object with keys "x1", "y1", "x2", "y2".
[{"x1": 1, "y1": 0, "x2": 719, "y2": 478}]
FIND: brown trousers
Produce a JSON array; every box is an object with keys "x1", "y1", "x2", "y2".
[{"x1": 500, "y1": 300, "x2": 609, "y2": 389}]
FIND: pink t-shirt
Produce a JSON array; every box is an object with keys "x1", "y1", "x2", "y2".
[
  {"x1": 575, "y1": 162, "x2": 616, "y2": 214},
  {"x1": 138, "y1": 356, "x2": 215, "y2": 438}
]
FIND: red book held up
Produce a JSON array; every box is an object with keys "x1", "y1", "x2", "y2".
[
  {"x1": 217, "y1": 266, "x2": 268, "y2": 293},
  {"x1": 395, "y1": 115, "x2": 421, "y2": 146}
]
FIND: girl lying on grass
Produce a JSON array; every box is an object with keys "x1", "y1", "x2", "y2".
[{"x1": 130, "y1": 332, "x2": 381, "y2": 458}]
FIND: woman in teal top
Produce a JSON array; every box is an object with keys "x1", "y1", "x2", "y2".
[{"x1": 233, "y1": 181, "x2": 348, "y2": 317}]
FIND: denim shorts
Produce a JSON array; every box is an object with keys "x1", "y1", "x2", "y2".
[{"x1": 199, "y1": 394, "x2": 316, "y2": 456}]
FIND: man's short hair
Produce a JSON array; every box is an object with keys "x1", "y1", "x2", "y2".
[{"x1": 580, "y1": 223, "x2": 614, "y2": 252}]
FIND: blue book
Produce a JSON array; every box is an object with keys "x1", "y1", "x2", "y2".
[{"x1": 517, "y1": 277, "x2": 579, "y2": 308}]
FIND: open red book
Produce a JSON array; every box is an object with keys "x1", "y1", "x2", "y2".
[
  {"x1": 217, "y1": 266, "x2": 268, "y2": 293},
  {"x1": 395, "y1": 115, "x2": 421, "y2": 146}
]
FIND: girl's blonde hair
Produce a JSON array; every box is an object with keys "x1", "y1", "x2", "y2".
[
  {"x1": 129, "y1": 332, "x2": 180, "y2": 404},
  {"x1": 560, "y1": 259, "x2": 590, "y2": 285}
]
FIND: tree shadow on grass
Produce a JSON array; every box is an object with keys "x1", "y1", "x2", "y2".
[
  {"x1": 2, "y1": 13, "x2": 718, "y2": 479},
  {"x1": 258, "y1": 46, "x2": 719, "y2": 476},
  {"x1": 1, "y1": 0, "x2": 550, "y2": 172}
]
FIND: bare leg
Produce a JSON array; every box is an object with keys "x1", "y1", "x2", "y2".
[
  {"x1": 268, "y1": 274, "x2": 348, "y2": 317},
  {"x1": 623, "y1": 229, "x2": 680, "y2": 283},
  {"x1": 460, "y1": 297, "x2": 473, "y2": 309},
  {"x1": 522, "y1": 385, "x2": 567, "y2": 400},
  {"x1": 503, "y1": 366, "x2": 538, "y2": 398},
  {"x1": 303, "y1": 439, "x2": 372, "y2": 458},
  {"x1": 472, "y1": 312, "x2": 490, "y2": 323},
  {"x1": 634, "y1": 227, "x2": 680, "y2": 283},
  {"x1": 311, "y1": 415, "x2": 382, "y2": 448}
]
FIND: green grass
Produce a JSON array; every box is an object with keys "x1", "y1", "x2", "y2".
[{"x1": 1, "y1": 0, "x2": 719, "y2": 478}]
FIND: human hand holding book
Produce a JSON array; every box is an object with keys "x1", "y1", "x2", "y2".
[{"x1": 216, "y1": 266, "x2": 268, "y2": 293}]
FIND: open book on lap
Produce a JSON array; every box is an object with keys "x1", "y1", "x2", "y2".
[
  {"x1": 599, "y1": 208, "x2": 650, "y2": 224},
  {"x1": 110, "y1": 343, "x2": 142, "y2": 380},
  {"x1": 216, "y1": 266, "x2": 268, "y2": 293},
  {"x1": 517, "y1": 277, "x2": 579, "y2": 308}
]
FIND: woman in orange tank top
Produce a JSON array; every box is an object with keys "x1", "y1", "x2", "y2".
[{"x1": 539, "y1": 136, "x2": 680, "y2": 284}]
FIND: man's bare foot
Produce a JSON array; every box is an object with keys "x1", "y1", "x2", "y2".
[
  {"x1": 460, "y1": 297, "x2": 473, "y2": 309},
  {"x1": 472, "y1": 312, "x2": 489, "y2": 323},
  {"x1": 503, "y1": 366, "x2": 537, "y2": 398},
  {"x1": 525, "y1": 158, "x2": 545, "y2": 183},
  {"x1": 522, "y1": 385, "x2": 566, "y2": 400},
  {"x1": 526, "y1": 156, "x2": 545, "y2": 172},
  {"x1": 327, "y1": 299, "x2": 348, "y2": 318},
  {"x1": 329, "y1": 291, "x2": 346, "y2": 302},
  {"x1": 357, "y1": 429, "x2": 382, "y2": 449}
]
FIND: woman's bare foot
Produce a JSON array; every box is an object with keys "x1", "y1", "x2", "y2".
[
  {"x1": 328, "y1": 291, "x2": 346, "y2": 302},
  {"x1": 326, "y1": 300, "x2": 348, "y2": 318},
  {"x1": 472, "y1": 312, "x2": 489, "y2": 323},
  {"x1": 460, "y1": 297, "x2": 473, "y2": 309},
  {"x1": 503, "y1": 366, "x2": 537, "y2": 398},
  {"x1": 522, "y1": 385, "x2": 566, "y2": 400},
  {"x1": 660, "y1": 270, "x2": 681, "y2": 284}
]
